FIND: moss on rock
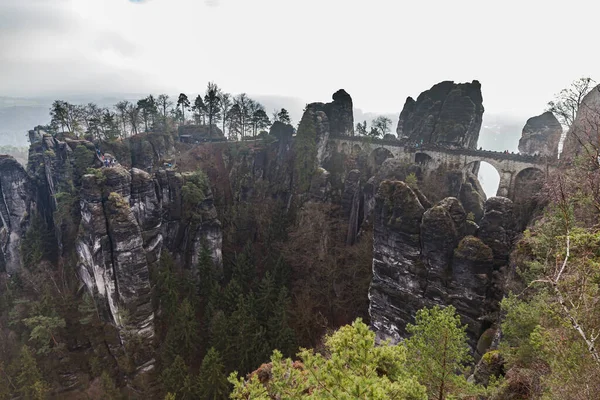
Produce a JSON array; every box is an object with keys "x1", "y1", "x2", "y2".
[{"x1": 454, "y1": 235, "x2": 493, "y2": 261}]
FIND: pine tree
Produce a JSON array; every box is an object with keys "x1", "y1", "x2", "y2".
[
  {"x1": 256, "y1": 272, "x2": 277, "y2": 326},
  {"x1": 270, "y1": 256, "x2": 291, "y2": 289},
  {"x1": 219, "y1": 92, "x2": 231, "y2": 137},
  {"x1": 100, "y1": 371, "x2": 121, "y2": 399},
  {"x1": 162, "y1": 299, "x2": 199, "y2": 364},
  {"x1": 222, "y1": 279, "x2": 243, "y2": 314},
  {"x1": 15, "y1": 346, "x2": 48, "y2": 400},
  {"x1": 267, "y1": 287, "x2": 296, "y2": 357},
  {"x1": 405, "y1": 305, "x2": 473, "y2": 400},
  {"x1": 177, "y1": 93, "x2": 190, "y2": 125},
  {"x1": 22, "y1": 314, "x2": 66, "y2": 355},
  {"x1": 277, "y1": 108, "x2": 291, "y2": 125},
  {"x1": 156, "y1": 252, "x2": 179, "y2": 321},
  {"x1": 198, "y1": 243, "x2": 217, "y2": 299},
  {"x1": 231, "y1": 243, "x2": 256, "y2": 293},
  {"x1": 229, "y1": 319, "x2": 428, "y2": 399},
  {"x1": 204, "y1": 82, "x2": 221, "y2": 139},
  {"x1": 161, "y1": 355, "x2": 196, "y2": 399},
  {"x1": 229, "y1": 293, "x2": 269, "y2": 373},
  {"x1": 197, "y1": 348, "x2": 229, "y2": 400},
  {"x1": 208, "y1": 310, "x2": 231, "y2": 363},
  {"x1": 193, "y1": 95, "x2": 206, "y2": 125}
]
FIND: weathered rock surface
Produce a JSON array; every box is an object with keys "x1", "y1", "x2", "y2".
[
  {"x1": 477, "y1": 197, "x2": 515, "y2": 265},
  {"x1": 369, "y1": 180, "x2": 425, "y2": 342},
  {"x1": 396, "y1": 80, "x2": 484, "y2": 149},
  {"x1": 342, "y1": 169, "x2": 362, "y2": 245},
  {"x1": 0, "y1": 156, "x2": 32, "y2": 273},
  {"x1": 460, "y1": 171, "x2": 486, "y2": 222},
  {"x1": 370, "y1": 180, "x2": 509, "y2": 348},
  {"x1": 2, "y1": 134, "x2": 223, "y2": 379},
  {"x1": 562, "y1": 84, "x2": 600, "y2": 160},
  {"x1": 76, "y1": 164, "x2": 222, "y2": 373},
  {"x1": 329, "y1": 89, "x2": 354, "y2": 137},
  {"x1": 518, "y1": 111, "x2": 562, "y2": 157},
  {"x1": 297, "y1": 89, "x2": 355, "y2": 167}
]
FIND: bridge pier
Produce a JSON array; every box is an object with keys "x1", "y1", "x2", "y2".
[{"x1": 496, "y1": 171, "x2": 514, "y2": 198}]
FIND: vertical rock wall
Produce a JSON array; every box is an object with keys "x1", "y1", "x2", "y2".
[
  {"x1": 396, "y1": 80, "x2": 484, "y2": 149},
  {"x1": 369, "y1": 180, "x2": 512, "y2": 349},
  {"x1": 0, "y1": 156, "x2": 32, "y2": 273}
]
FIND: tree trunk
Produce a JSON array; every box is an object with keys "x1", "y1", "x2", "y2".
[{"x1": 209, "y1": 111, "x2": 212, "y2": 139}]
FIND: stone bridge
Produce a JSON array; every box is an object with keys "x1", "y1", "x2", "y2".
[{"x1": 329, "y1": 135, "x2": 556, "y2": 199}]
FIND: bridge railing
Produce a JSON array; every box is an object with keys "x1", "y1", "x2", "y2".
[{"x1": 328, "y1": 134, "x2": 555, "y2": 164}]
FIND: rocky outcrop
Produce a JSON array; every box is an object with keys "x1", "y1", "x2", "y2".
[
  {"x1": 297, "y1": 89, "x2": 354, "y2": 167},
  {"x1": 369, "y1": 181, "x2": 425, "y2": 342},
  {"x1": 518, "y1": 111, "x2": 562, "y2": 157},
  {"x1": 396, "y1": 80, "x2": 484, "y2": 149},
  {"x1": 0, "y1": 156, "x2": 32, "y2": 273},
  {"x1": 371, "y1": 158, "x2": 486, "y2": 221},
  {"x1": 478, "y1": 196, "x2": 515, "y2": 266},
  {"x1": 328, "y1": 89, "x2": 354, "y2": 137},
  {"x1": 562, "y1": 84, "x2": 600, "y2": 160},
  {"x1": 76, "y1": 164, "x2": 222, "y2": 373},
  {"x1": 296, "y1": 105, "x2": 331, "y2": 168},
  {"x1": 370, "y1": 180, "x2": 510, "y2": 348},
  {"x1": 2, "y1": 133, "x2": 224, "y2": 379},
  {"x1": 460, "y1": 171, "x2": 486, "y2": 222}
]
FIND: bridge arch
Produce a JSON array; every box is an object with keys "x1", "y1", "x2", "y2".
[
  {"x1": 369, "y1": 147, "x2": 394, "y2": 169},
  {"x1": 513, "y1": 167, "x2": 545, "y2": 203},
  {"x1": 340, "y1": 141, "x2": 349, "y2": 154},
  {"x1": 415, "y1": 152, "x2": 433, "y2": 166},
  {"x1": 464, "y1": 160, "x2": 501, "y2": 198}
]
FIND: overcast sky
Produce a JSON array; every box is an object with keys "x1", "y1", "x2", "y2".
[{"x1": 0, "y1": 0, "x2": 597, "y2": 117}]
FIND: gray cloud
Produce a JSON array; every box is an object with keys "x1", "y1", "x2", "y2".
[
  {"x1": 0, "y1": 0, "x2": 598, "y2": 122},
  {"x1": 92, "y1": 32, "x2": 138, "y2": 57},
  {"x1": 0, "y1": 0, "x2": 73, "y2": 33}
]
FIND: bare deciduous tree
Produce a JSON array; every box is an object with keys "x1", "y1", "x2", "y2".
[{"x1": 547, "y1": 77, "x2": 596, "y2": 128}]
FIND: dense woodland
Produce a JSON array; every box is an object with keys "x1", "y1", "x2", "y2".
[{"x1": 0, "y1": 77, "x2": 600, "y2": 400}]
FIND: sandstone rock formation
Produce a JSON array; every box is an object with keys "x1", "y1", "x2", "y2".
[
  {"x1": 1, "y1": 133, "x2": 223, "y2": 378},
  {"x1": 460, "y1": 171, "x2": 486, "y2": 221},
  {"x1": 369, "y1": 180, "x2": 511, "y2": 348},
  {"x1": 329, "y1": 89, "x2": 354, "y2": 137},
  {"x1": 518, "y1": 111, "x2": 562, "y2": 157},
  {"x1": 76, "y1": 165, "x2": 222, "y2": 374},
  {"x1": 396, "y1": 80, "x2": 484, "y2": 149},
  {"x1": 562, "y1": 84, "x2": 600, "y2": 160},
  {"x1": 297, "y1": 89, "x2": 354, "y2": 166},
  {"x1": 370, "y1": 158, "x2": 486, "y2": 222},
  {"x1": 0, "y1": 156, "x2": 32, "y2": 273},
  {"x1": 342, "y1": 169, "x2": 362, "y2": 245}
]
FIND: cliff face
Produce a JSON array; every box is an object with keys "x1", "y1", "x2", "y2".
[
  {"x1": 518, "y1": 111, "x2": 562, "y2": 157},
  {"x1": 0, "y1": 156, "x2": 32, "y2": 273},
  {"x1": 300, "y1": 89, "x2": 354, "y2": 160},
  {"x1": 562, "y1": 84, "x2": 600, "y2": 160},
  {"x1": 396, "y1": 80, "x2": 484, "y2": 149},
  {"x1": 3, "y1": 134, "x2": 223, "y2": 377},
  {"x1": 76, "y1": 166, "x2": 221, "y2": 370},
  {"x1": 369, "y1": 180, "x2": 511, "y2": 350}
]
